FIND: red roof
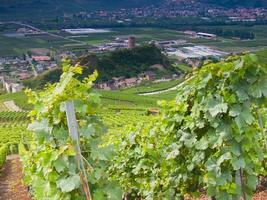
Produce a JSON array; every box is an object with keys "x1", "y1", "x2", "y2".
[{"x1": 32, "y1": 56, "x2": 51, "y2": 61}]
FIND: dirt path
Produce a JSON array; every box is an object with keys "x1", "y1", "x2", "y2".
[
  {"x1": 3, "y1": 101, "x2": 22, "y2": 112},
  {"x1": 0, "y1": 155, "x2": 30, "y2": 200}
]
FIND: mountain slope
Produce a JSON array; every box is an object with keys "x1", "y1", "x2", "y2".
[
  {"x1": 0, "y1": 0, "x2": 161, "y2": 12},
  {"x1": 0, "y1": 0, "x2": 266, "y2": 21},
  {"x1": 0, "y1": 0, "x2": 163, "y2": 19}
]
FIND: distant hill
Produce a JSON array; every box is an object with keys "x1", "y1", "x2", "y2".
[
  {"x1": 0, "y1": 0, "x2": 163, "y2": 20},
  {"x1": 0, "y1": 0, "x2": 266, "y2": 20},
  {"x1": 0, "y1": 0, "x2": 161, "y2": 14}
]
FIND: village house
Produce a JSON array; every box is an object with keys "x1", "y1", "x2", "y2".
[
  {"x1": 18, "y1": 72, "x2": 31, "y2": 80},
  {"x1": 124, "y1": 77, "x2": 138, "y2": 88},
  {"x1": 32, "y1": 55, "x2": 51, "y2": 62},
  {"x1": 140, "y1": 71, "x2": 157, "y2": 81}
]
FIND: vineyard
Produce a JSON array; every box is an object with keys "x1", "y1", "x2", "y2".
[
  {"x1": 0, "y1": 111, "x2": 29, "y2": 122},
  {"x1": 0, "y1": 98, "x2": 30, "y2": 170},
  {"x1": 0, "y1": 125, "x2": 31, "y2": 169},
  {"x1": 0, "y1": 53, "x2": 266, "y2": 200}
]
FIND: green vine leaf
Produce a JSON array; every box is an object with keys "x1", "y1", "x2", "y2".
[{"x1": 56, "y1": 174, "x2": 81, "y2": 193}]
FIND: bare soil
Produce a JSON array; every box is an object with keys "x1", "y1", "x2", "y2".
[{"x1": 0, "y1": 155, "x2": 30, "y2": 200}]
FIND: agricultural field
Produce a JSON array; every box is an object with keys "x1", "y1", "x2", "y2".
[
  {"x1": 68, "y1": 27, "x2": 186, "y2": 44},
  {"x1": 1, "y1": 25, "x2": 267, "y2": 56},
  {"x1": 190, "y1": 25, "x2": 267, "y2": 52}
]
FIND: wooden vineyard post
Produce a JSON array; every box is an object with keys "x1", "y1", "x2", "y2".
[{"x1": 65, "y1": 101, "x2": 92, "y2": 200}]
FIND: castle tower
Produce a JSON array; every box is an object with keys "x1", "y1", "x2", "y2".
[{"x1": 128, "y1": 36, "x2": 136, "y2": 49}]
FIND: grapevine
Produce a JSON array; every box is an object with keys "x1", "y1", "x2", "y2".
[
  {"x1": 110, "y1": 54, "x2": 267, "y2": 199},
  {"x1": 20, "y1": 60, "x2": 122, "y2": 200}
]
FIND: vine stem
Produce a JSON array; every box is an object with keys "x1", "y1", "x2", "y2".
[
  {"x1": 257, "y1": 108, "x2": 266, "y2": 149},
  {"x1": 235, "y1": 169, "x2": 245, "y2": 200},
  {"x1": 240, "y1": 169, "x2": 247, "y2": 200}
]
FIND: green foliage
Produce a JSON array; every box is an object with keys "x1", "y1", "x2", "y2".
[
  {"x1": 23, "y1": 68, "x2": 62, "y2": 90},
  {"x1": 0, "y1": 92, "x2": 31, "y2": 110},
  {"x1": 0, "y1": 112, "x2": 30, "y2": 170},
  {"x1": 109, "y1": 54, "x2": 267, "y2": 199},
  {"x1": 82, "y1": 45, "x2": 171, "y2": 82},
  {"x1": 0, "y1": 145, "x2": 8, "y2": 169},
  {"x1": 0, "y1": 125, "x2": 31, "y2": 154},
  {"x1": 20, "y1": 60, "x2": 122, "y2": 200}
]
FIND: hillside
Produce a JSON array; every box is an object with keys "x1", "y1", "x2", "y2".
[
  {"x1": 1, "y1": 0, "x2": 266, "y2": 20},
  {"x1": 0, "y1": 0, "x2": 161, "y2": 17}
]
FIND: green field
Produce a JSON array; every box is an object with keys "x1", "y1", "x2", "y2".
[
  {"x1": 1, "y1": 25, "x2": 267, "y2": 56},
  {"x1": 190, "y1": 25, "x2": 267, "y2": 52},
  {"x1": 1, "y1": 79, "x2": 179, "y2": 111}
]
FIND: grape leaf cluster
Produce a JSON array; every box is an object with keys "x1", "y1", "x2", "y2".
[
  {"x1": 20, "y1": 60, "x2": 122, "y2": 200},
  {"x1": 110, "y1": 54, "x2": 267, "y2": 199}
]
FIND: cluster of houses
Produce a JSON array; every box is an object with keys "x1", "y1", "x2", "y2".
[
  {"x1": 30, "y1": 55, "x2": 57, "y2": 72},
  {"x1": 65, "y1": 2, "x2": 267, "y2": 23},
  {"x1": 95, "y1": 71, "x2": 157, "y2": 90},
  {"x1": 0, "y1": 51, "x2": 60, "y2": 93},
  {"x1": 95, "y1": 71, "x2": 178, "y2": 90},
  {"x1": 0, "y1": 57, "x2": 32, "y2": 81}
]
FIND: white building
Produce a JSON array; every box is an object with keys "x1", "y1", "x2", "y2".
[
  {"x1": 197, "y1": 32, "x2": 217, "y2": 39},
  {"x1": 62, "y1": 28, "x2": 110, "y2": 34}
]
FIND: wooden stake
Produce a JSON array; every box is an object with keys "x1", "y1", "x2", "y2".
[{"x1": 65, "y1": 101, "x2": 92, "y2": 200}]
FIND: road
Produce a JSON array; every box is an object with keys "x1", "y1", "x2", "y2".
[
  {"x1": 26, "y1": 54, "x2": 38, "y2": 77},
  {"x1": 138, "y1": 75, "x2": 196, "y2": 96}
]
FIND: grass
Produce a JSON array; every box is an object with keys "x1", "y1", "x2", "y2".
[
  {"x1": 0, "y1": 34, "x2": 71, "y2": 56},
  {"x1": 97, "y1": 79, "x2": 182, "y2": 109},
  {"x1": 121, "y1": 79, "x2": 181, "y2": 94},
  {"x1": 0, "y1": 92, "x2": 30, "y2": 110},
  {"x1": 173, "y1": 63, "x2": 192, "y2": 73}
]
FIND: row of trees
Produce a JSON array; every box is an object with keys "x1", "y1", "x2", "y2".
[{"x1": 192, "y1": 27, "x2": 255, "y2": 40}]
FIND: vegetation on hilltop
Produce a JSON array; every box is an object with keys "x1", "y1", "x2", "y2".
[
  {"x1": 23, "y1": 45, "x2": 172, "y2": 88},
  {"x1": 78, "y1": 44, "x2": 171, "y2": 81}
]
